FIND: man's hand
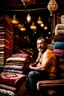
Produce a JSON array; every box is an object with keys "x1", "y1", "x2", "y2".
[
  {"x1": 29, "y1": 64, "x2": 33, "y2": 69},
  {"x1": 30, "y1": 62, "x2": 37, "y2": 67},
  {"x1": 37, "y1": 63, "x2": 41, "y2": 67}
]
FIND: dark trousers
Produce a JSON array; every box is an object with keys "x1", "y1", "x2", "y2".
[{"x1": 28, "y1": 70, "x2": 49, "y2": 96}]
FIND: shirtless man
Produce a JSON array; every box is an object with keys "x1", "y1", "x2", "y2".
[{"x1": 28, "y1": 37, "x2": 57, "y2": 96}]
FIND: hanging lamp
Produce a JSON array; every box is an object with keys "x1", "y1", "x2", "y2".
[
  {"x1": 30, "y1": 22, "x2": 37, "y2": 30},
  {"x1": 11, "y1": 15, "x2": 19, "y2": 24},
  {"x1": 27, "y1": 13, "x2": 31, "y2": 22},
  {"x1": 37, "y1": 16, "x2": 42, "y2": 25},
  {"x1": 40, "y1": 21, "x2": 44, "y2": 27},
  {"x1": 47, "y1": 0, "x2": 58, "y2": 16},
  {"x1": 44, "y1": 25, "x2": 48, "y2": 30},
  {"x1": 20, "y1": 24, "x2": 26, "y2": 31}
]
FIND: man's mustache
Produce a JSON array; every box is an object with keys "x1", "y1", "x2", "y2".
[{"x1": 38, "y1": 47, "x2": 43, "y2": 49}]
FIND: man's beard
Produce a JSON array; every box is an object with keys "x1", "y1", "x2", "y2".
[{"x1": 38, "y1": 48, "x2": 43, "y2": 52}]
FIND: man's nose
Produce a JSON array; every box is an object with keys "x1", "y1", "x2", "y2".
[{"x1": 39, "y1": 44, "x2": 41, "y2": 47}]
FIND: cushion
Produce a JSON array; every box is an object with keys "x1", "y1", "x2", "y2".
[{"x1": 37, "y1": 79, "x2": 64, "y2": 90}]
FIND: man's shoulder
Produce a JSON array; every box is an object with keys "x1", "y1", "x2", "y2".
[
  {"x1": 44, "y1": 49, "x2": 56, "y2": 57},
  {"x1": 46, "y1": 49, "x2": 53, "y2": 53}
]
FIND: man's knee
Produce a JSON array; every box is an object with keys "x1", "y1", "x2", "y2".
[
  {"x1": 28, "y1": 71, "x2": 40, "y2": 79},
  {"x1": 28, "y1": 71, "x2": 35, "y2": 78}
]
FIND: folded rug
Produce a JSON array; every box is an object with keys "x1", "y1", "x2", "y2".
[
  {"x1": 53, "y1": 35, "x2": 64, "y2": 42},
  {"x1": 53, "y1": 49, "x2": 64, "y2": 57},
  {"x1": 54, "y1": 42, "x2": 64, "y2": 49}
]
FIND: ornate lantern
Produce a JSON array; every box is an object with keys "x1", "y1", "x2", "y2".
[{"x1": 47, "y1": 0, "x2": 58, "y2": 16}]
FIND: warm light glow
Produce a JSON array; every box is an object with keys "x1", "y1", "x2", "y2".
[
  {"x1": 30, "y1": 22, "x2": 37, "y2": 30},
  {"x1": 37, "y1": 16, "x2": 42, "y2": 24},
  {"x1": 20, "y1": 24, "x2": 26, "y2": 31},
  {"x1": 40, "y1": 22, "x2": 44, "y2": 27},
  {"x1": 11, "y1": 15, "x2": 19, "y2": 24},
  {"x1": 44, "y1": 25, "x2": 48, "y2": 30},
  {"x1": 27, "y1": 13, "x2": 31, "y2": 22},
  {"x1": 20, "y1": 27, "x2": 26, "y2": 31}
]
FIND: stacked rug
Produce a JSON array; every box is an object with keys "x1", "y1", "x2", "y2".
[
  {"x1": 0, "y1": 53, "x2": 32, "y2": 96},
  {"x1": 53, "y1": 15, "x2": 64, "y2": 79}
]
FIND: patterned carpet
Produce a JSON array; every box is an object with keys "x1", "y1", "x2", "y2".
[{"x1": 0, "y1": 81, "x2": 30, "y2": 96}]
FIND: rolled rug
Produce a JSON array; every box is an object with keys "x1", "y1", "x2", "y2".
[
  {"x1": 54, "y1": 42, "x2": 64, "y2": 49},
  {"x1": 53, "y1": 49, "x2": 64, "y2": 57},
  {"x1": 53, "y1": 35, "x2": 64, "y2": 42}
]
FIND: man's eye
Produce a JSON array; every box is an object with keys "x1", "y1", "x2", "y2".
[
  {"x1": 37, "y1": 43, "x2": 43, "y2": 45},
  {"x1": 40, "y1": 43, "x2": 43, "y2": 44}
]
